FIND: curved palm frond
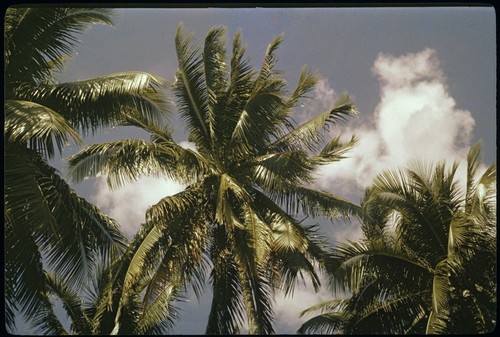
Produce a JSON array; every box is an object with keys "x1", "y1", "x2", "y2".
[
  {"x1": 5, "y1": 99, "x2": 81, "y2": 159},
  {"x1": 15, "y1": 72, "x2": 170, "y2": 135},
  {"x1": 44, "y1": 272, "x2": 92, "y2": 335},
  {"x1": 302, "y1": 143, "x2": 496, "y2": 334},
  {"x1": 6, "y1": 144, "x2": 126, "y2": 287},
  {"x1": 5, "y1": 7, "x2": 113, "y2": 87},
  {"x1": 271, "y1": 92, "x2": 357, "y2": 153}
]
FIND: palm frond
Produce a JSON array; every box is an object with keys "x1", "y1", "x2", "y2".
[
  {"x1": 4, "y1": 209, "x2": 48, "y2": 328},
  {"x1": 273, "y1": 185, "x2": 361, "y2": 220},
  {"x1": 174, "y1": 24, "x2": 211, "y2": 151},
  {"x1": 249, "y1": 150, "x2": 315, "y2": 190},
  {"x1": 45, "y1": 272, "x2": 92, "y2": 334},
  {"x1": 215, "y1": 31, "x2": 255, "y2": 153},
  {"x1": 137, "y1": 285, "x2": 181, "y2": 334},
  {"x1": 204, "y1": 26, "x2": 228, "y2": 147},
  {"x1": 284, "y1": 66, "x2": 319, "y2": 110},
  {"x1": 254, "y1": 34, "x2": 285, "y2": 93},
  {"x1": 271, "y1": 92, "x2": 357, "y2": 152},
  {"x1": 206, "y1": 225, "x2": 246, "y2": 334},
  {"x1": 5, "y1": 99, "x2": 81, "y2": 159},
  {"x1": 227, "y1": 92, "x2": 285, "y2": 157},
  {"x1": 6, "y1": 144, "x2": 126, "y2": 287},
  {"x1": 5, "y1": 7, "x2": 113, "y2": 87},
  {"x1": 298, "y1": 312, "x2": 346, "y2": 334},
  {"x1": 234, "y1": 258, "x2": 275, "y2": 334},
  {"x1": 313, "y1": 135, "x2": 358, "y2": 164},
  {"x1": 15, "y1": 72, "x2": 170, "y2": 134}
]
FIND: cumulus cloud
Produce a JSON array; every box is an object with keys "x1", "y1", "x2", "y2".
[
  {"x1": 273, "y1": 274, "x2": 333, "y2": 333},
  {"x1": 91, "y1": 176, "x2": 185, "y2": 237},
  {"x1": 315, "y1": 48, "x2": 476, "y2": 194}
]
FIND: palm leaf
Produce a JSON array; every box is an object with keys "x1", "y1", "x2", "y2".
[
  {"x1": 206, "y1": 225, "x2": 246, "y2": 334},
  {"x1": 5, "y1": 99, "x2": 81, "y2": 159},
  {"x1": 271, "y1": 92, "x2": 357, "y2": 152},
  {"x1": 15, "y1": 72, "x2": 170, "y2": 135},
  {"x1": 44, "y1": 273, "x2": 92, "y2": 334},
  {"x1": 204, "y1": 26, "x2": 228, "y2": 147},
  {"x1": 174, "y1": 24, "x2": 210, "y2": 151},
  {"x1": 5, "y1": 8, "x2": 113, "y2": 87},
  {"x1": 298, "y1": 312, "x2": 346, "y2": 334}
]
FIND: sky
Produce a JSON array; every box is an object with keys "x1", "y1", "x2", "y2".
[{"x1": 13, "y1": 5, "x2": 496, "y2": 335}]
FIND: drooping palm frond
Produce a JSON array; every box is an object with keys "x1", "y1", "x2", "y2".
[
  {"x1": 44, "y1": 272, "x2": 93, "y2": 335},
  {"x1": 5, "y1": 99, "x2": 81, "y2": 159},
  {"x1": 6, "y1": 145, "x2": 126, "y2": 285},
  {"x1": 301, "y1": 143, "x2": 496, "y2": 334},
  {"x1": 14, "y1": 72, "x2": 170, "y2": 135},
  {"x1": 206, "y1": 225, "x2": 246, "y2": 335}
]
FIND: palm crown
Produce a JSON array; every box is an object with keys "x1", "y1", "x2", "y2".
[
  {"x1": 69, "y1": 25, "x2": 360, "y2": 334},
  {"x1": 4, "y1": 7, "x2": 169, "y2": 333},
  {"x1": 299, "y1": 143, "x2": 496, "y2": 334}
]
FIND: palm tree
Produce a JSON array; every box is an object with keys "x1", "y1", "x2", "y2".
[
  {"x1": 68, "y1": 25, "x2": 360, "y2": 334},
  {"x1": 4, "y1": 7, "x2": 169, "y2": 333},
  {"x1": 298, "y1": 143, "x2": 496, "y2": 334},
  {"x1": 25, "y1": 222, "x2": 183, "y2": 335}
]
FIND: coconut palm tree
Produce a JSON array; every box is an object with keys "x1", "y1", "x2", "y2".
[
  {"x1": 298, "y1": 143, "x2": 496, "y2": 334},
  {"x1": 4, "y1": 7, "x2": 169, "y2": 333},
  {"x1": 68, "y1": 25, "x2": 360, "y2": 334},
  {"x1": 25, "y1": 221, "x2": 183, "y2": 335}
]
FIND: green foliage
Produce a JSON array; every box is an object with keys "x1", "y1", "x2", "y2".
[
  {"x1": 299, "y1": 143, "x2": 497, "y2": 334},
  {"x1": 3, "y1": 7, "x2": 169, "y2": 333},
  {"x1": 69, "y1": 24, "x2": 359, "y2": 334}
]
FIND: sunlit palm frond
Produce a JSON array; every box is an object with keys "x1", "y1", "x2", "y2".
[
  {"x1": 249, "y1": 150, "x2": 315, "y2": 190},
  {"x1": 215, "y1": 32, "x2": 255, "y2": 152},
  {"x1": 233, "y1": 257, "x2": 275, "y2": 334},
  {"x1": 272, "y1": 185, "x2": 361, "y2": 220},
  {"x1": 254, "y1": 34, "x2": 285, "y2": 93},
  {"x1": 313, "y1": 135, "x2": 358, "y2": 164},
  {"x1": 5, "y1": 99, "x2": 81, "y2": 159},
  {"x1": 67, "y1": 139, "x2": 181, "y2": 188},
  {"x1": 15, "y1": 72, "x2": 170, "y2": 134},
  {"x1": 272, "y1": 92, "x2": 357, "y2": 152},
  {"x1": 284, "y1": 66, "x2": 319, "y2": 111},
  {"x1": 136, "y1": 284, "x2": 182, "y2": 335}
]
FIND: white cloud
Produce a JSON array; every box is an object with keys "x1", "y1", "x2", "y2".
[
  {"x1": 91, "y1": 176, "x2": 185, "y2": 237},
  {"x1": 297, "y1": 77, "x2": 337, "y2": 121},
  {"x1": 315, "y1": 48, "x2": 476, "y2": 194},
  {"x1": 273, "y1": 274, "x2": 333, "y2": 333}
]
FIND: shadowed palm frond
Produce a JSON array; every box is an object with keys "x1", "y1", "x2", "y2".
[
  {"x1": 174, "y1": 24, "x2": 210, "y2": 151},
  {"x1": 5, "y1": 7, "x2": 113, "y2": 87},
  {"x1": 302, "y1": 143, "x2": 495, "y2": 334}
]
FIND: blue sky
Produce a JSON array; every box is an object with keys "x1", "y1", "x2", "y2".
[{"x1": 11, "y1": 5, "x2": 496, "y2": 334}]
